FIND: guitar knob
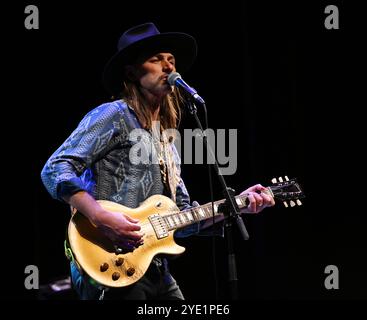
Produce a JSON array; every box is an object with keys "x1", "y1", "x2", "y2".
[
  {"x1": 112, "y1": 272, "x2": 120, "y2": 281},
  {"x1": 115, "y1": 258, "x2": 124, "y2": 266},
  {"x1": 100, "y1": 262, "x2": 109, "y2": 272},
  {"x1": 290, "y1": 200, "x2": 296, "y2": 207},
  {"x1": 296, "y1": 199, "x2": 302, "y2": 206},
  {"x1": 283, "y1": 201, "x2": 289, "y2": 208},
  {"x1": 271, "y1": 178, "x2": 277, "y2": 184},
  {"x1": 126, "y1": 267, "x2": 135, "y2": 277}
]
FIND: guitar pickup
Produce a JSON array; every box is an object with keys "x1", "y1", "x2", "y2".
[{"x1": 148, "y1": 214, "x2": 169, "y2": 239}]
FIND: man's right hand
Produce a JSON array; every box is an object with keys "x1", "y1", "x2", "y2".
[
  {"x1": 65, "y1": 191, "x2": 144, "y2": 252},
  {"x1": 95, "y1": 210, "x2": 144, "y2": 252}
]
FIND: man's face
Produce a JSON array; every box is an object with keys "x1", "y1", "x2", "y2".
[{"x1": 134, "y1": 52, "x2": 176, "y2": 99}]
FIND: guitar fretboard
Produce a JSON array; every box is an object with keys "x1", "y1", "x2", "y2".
[{"x1": 162, "y1": 193, "x2": 251, "y2": 231}]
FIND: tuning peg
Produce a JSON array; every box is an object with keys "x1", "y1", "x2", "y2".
[
  {"x1": 283, "y1": 201, "x2": 289, "y2": 208},
  {"x1": 271, "y1": 178, "x2": 277, "y2": 184},
  {"x1": 296, "y1": 199, "x2": 302, "y2": 206},
  {"x1": 290, "y1": 200, "x2": 296, "y2": 207},
  {"x1": 285, "y1": 176, "x2": 289, "y2": 181},
  {"x1": 278, "y1": 177, "x2": 283, "y2": 182}
]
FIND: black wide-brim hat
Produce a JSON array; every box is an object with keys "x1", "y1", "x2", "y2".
[{"x1": 103, "y1": 22, "x2": 197, "y2": 95}]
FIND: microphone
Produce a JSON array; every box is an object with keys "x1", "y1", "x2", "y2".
[{"x1": 168, "y1": 72, "x2": 205, "y2": 104}]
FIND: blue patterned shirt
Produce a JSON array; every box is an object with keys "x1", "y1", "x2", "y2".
[{"x1": 41, "y1": 99, "x2": 200, "y2": 237}]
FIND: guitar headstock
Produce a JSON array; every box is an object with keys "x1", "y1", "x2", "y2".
[{"x1": 269, "y1": 176, "x2": 305, "y2": 208}]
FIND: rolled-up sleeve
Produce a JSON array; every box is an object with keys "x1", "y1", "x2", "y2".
[{"x1": 41, "y1": 102, "x2": 123, "y2": 201}]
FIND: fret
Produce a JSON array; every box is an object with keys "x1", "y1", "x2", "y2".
[
  {"x1": 235, "y1": 197, "x2": 242, "y2": 206},
  {"x1": 179, "y1": 213, "x2": 186, "y2": 224},
  {"x1": 176, "y1": 214, "x2": 182, "y2": 225},
  {"x1": 204, "y1": 206, "x2": 212, "y2": 218},
  {"x1": 173, "y1": 215, "x2": 181, "y2": 226},
  {"x1": 197, "y1": 207, "x2": 206, "y2": 219},
  {"x1": 185, "y1": 213, "x2": 190, "y2": 223},
  {"x1": 189, "y1": 208, "x2": 196, "y2": 221},
  {"x1": 191, "y1": 208, "x2": 199, "y2": 221},
  {"x1": 239, "y1": 196, "x2": 245, "y2": 207},
  {"x1": 238, "y1": 195, "x2": 248, "y2": 208},
  {"x1": 210, "y1": 202, "x2": 220, "y2": 215},
  {"x1": 200, "y1": 206, "x2": 207, "y2": 218},
  {"x1": 203, "y1": 202, "x2": 220, "y2": 216},
  {"x1": 184, "y1": 212, "x2": 190, "y2": 223},
  {"x1": 167, "y1": 216, "x2": 175, "y2": 228},
  {"x1": 186, "y1": 211, "x2": 194, "y2": 222}
]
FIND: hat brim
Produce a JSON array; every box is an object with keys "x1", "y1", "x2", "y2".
[{"x1": 102, "y1": 32, "x2": 197, "y2": 95}]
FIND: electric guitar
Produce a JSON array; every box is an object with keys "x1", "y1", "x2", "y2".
[{"x1": 67, "y1": 176, "x2": 304, "y2": 288}]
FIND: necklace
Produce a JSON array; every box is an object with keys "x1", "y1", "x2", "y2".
[
  {"x1": 151, "y1": 131, "x2": 167, "y2": 186},
  {"x1": 150, "y1": 126, "x2": 179, "y2": 202}
]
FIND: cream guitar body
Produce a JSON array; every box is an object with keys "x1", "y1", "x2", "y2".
[{"x1": 68, "y1": 195, "x2": 184, "y2": 288}]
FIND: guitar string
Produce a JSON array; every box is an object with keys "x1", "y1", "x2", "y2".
[
  {"x1": 113, "y1": 193, "x2": 251, "y2": 227},
  {"x1": 120, "y1": 194, "x2": 254, "y2": 234}
]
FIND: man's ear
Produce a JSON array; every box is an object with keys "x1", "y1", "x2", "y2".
[{"x1": 124, "y1": 65, "x2": 138, "y2": 81}]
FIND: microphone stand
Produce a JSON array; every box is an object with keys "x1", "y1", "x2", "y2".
[{"x1": 185, "y1": 99, "x2": 249, "y2": 300}]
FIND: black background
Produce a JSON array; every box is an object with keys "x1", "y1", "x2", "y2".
[{"x1": 3, "y1": 0, "x2": 366, "y2": 302}]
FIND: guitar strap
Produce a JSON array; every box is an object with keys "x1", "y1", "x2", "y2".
[
  {"x1": 64, "y1": 221, "x2": 82, "y2": 274},
  {"x1": 64, "y1": 222, "x2": 106, "y2": 290}
]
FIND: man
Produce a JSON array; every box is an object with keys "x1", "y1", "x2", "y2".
[{"x1": 41, "y1": 22, "x2": 274, "y2": 300}]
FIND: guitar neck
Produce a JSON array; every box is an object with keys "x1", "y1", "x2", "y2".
[{"x1": 161, "y1": 188, "x2": 273, "y2": 231}]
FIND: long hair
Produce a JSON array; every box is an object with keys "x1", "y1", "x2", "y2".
[{"x1": 120, "y1": 80, "x2": 184, "y2": 131}]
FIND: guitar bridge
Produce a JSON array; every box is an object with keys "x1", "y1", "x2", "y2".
[{"x1": 148, "y1": 214, "x2": 169, "y2": 239}]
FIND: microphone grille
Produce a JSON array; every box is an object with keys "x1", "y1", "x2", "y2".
[{"x1": 167, "y1": 72, "x2": 181, "y2": 86}]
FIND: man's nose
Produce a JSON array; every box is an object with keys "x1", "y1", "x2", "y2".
[{"x1": 162, "y1": 61, "x2": 174, "y2": 72}]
